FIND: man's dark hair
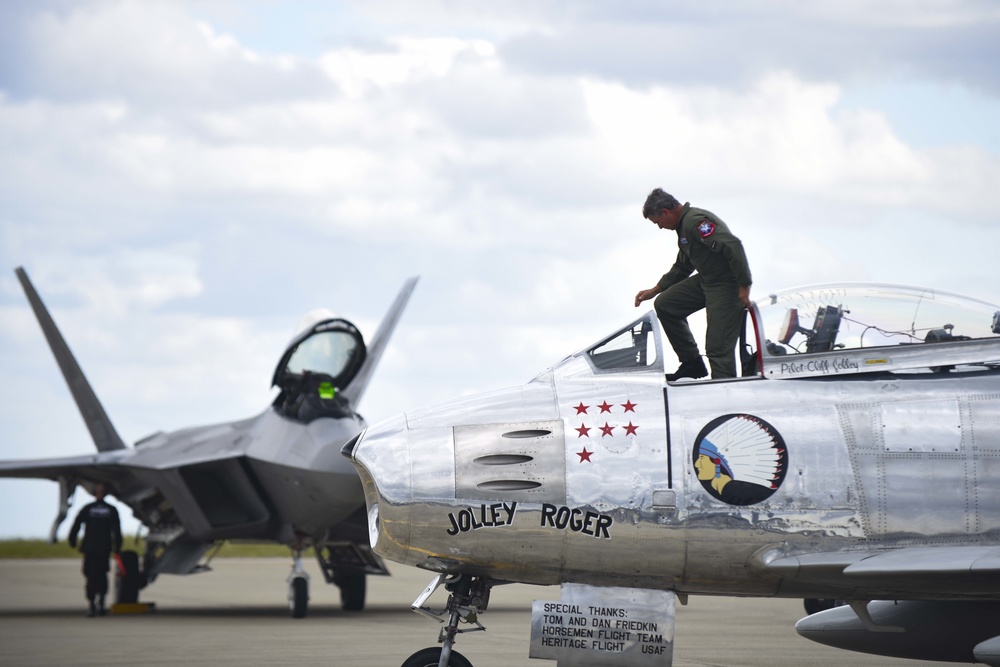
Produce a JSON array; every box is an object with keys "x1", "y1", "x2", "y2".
[{"x1": 642, "y1": 188, "x2": 680, "y2": 218}]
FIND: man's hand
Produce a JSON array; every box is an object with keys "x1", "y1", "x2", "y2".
[
  {"x1": 634, "y1": 286, "x2": 663, "y2": 307},
  {"x1": 739, "y1": 285, "x2": 752, "y2": 308}
]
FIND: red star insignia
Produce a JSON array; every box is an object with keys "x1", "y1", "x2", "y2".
[
  {"x1": 598, "y1": 401, "x2": 613, "y2": 413},
  {"x1": 599, "y1": 422, "x2": 615, "y2": 437},
  {"x1": 621, "y1": 400, "x2": 637, "y2": 412},
  {"x1": 574, "y1": 402, "x2": 589, "y2": 415},
  {"x1": 577, "y1": 447, "x2": 593, "y2": 463},
  {"x1": 575, "y1": 424, "x2": 591, "y2": 438},
  {"x1": 624, "y1": 422, "x2": 639, "y2": 436}
]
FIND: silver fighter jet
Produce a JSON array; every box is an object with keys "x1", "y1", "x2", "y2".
[
  {"x1": 345, "y1": 283, "x2": 1000, "y2": 666},
  {"x1": 1, "y1": 267, "x2": 416, "y2": 618}
]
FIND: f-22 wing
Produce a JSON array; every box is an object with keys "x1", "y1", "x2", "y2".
[{"x1": 0, "y1": 267, "x2": 417, "y2": 618}]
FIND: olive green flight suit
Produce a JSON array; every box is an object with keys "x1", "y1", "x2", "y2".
[{"x1": 653, "y1": 204, "x2": 752, "y2": 379}]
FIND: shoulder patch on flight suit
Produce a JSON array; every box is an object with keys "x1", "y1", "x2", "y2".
[{"x1": 697, "y1": 221, "x2": 716, "y2": 238}]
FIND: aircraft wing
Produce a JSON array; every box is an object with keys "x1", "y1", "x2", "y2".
[
  {"x1": 0, "y1": 451, "x2": 131, "y2": 482},
  {"x1": 341, "y1": 276, "x2": 418, "y2": 407},
  {"x1": 767, "y1": 546, "x2": 1000, "y2": 597},
  {"x1": 0, "y1": 451, "x2": 137, "y2": 543}
]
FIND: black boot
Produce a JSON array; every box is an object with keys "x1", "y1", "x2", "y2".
[
  {"x1": 98, "y1": 595, "x2": 108, "y2": 616},
  {"x1": 87, "y1": 600, "x2": 97, "y2": 618},
  {"x1": 666, "y1": 358, "x2": 708, "y2": 381}
]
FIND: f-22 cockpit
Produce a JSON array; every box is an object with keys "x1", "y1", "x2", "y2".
[{"x1": 272, "y1": 318, "x2": 367, "y2": 421}]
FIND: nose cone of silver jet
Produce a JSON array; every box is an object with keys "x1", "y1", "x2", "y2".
[
  {"x1": 341, "y1": 413, "x2": 415, "y2": 562},
  {"x1": 340, "y1": 433, "x2": 362, "y2": 459},
  {"x1": 344, "y1": 413, "x2": 411, "y2": 502}
]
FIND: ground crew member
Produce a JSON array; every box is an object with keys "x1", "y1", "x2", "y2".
[
  {"x1": 68, "y1": 482, "x2": 122, "y2": 617},
  {"x1": 634, "y1": 188, "x2": 752, "y2": 380}
]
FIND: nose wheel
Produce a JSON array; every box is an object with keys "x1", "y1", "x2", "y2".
[
  {"x1": 400, "y1": 647, "x2": 473, "y2": 667},
  {"x1": 289, "y1": 575, "x2": 308, "y2": 618},
  {"x1": 403, "y1": 574, "x2": 492, "y2": 667},
  {"x1": 287, "y1": 548, "x2": 310, "y2": 619}
]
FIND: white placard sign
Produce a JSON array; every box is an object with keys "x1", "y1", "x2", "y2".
[{"x1": 529, "y1": 583, "x2": 674, "y2": 666}]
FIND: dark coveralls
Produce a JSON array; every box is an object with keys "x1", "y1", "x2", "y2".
[
  {"x1": 68, "y1": 498, "x2": 122, "y2": 612},
  {"x1": 653, "y1": 203, "x2": 752, "y2": 379}
]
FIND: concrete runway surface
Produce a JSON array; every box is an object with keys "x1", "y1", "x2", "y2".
[{"x1": 0, "y1": 558, "x2": 966, "y2": 666}]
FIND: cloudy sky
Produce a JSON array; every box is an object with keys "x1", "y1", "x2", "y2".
[{"x1": 1, "y1": 0, "x2": 999, "y2": 538}]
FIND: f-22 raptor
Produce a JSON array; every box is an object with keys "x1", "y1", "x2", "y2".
[{"x1": 0, "y1": 267, "x2": 416, "y2": 618}]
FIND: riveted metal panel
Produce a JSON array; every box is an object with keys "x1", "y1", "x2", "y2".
[
  {"x1": 837, "y1": 403, "x2": 883, "y2": 536},
  {"x1": 882, "y1": 455, "x2": 969, "y2": 534},
  {"x1": 974, "y1": 454, "x2": 1000, "y2": 533},
  {"x1": 882, "y1": 399, "x2": 962, "y2": 453},
  {"x1": 839, "y1": 402, "x2": 884, "y2": 451},
  {"x1": 970, "y1": 394, "x2": 1000, "y2": 451}
]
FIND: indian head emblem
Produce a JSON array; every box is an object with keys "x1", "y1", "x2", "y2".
[{"x1": 692, "y1": 414, "x2": 787, "y2": 505}]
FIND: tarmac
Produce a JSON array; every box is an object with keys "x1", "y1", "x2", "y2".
[{"x1": 0, "y1": 558, "x2": 965, "y2": 666}]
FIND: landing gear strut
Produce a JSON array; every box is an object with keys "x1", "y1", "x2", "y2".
[
  {"x1": 403, "y1": 574, "x2": 492, "y2": 667},
  {"x1": 287, "y1": 549, "x2": 309, "y2": 619}
]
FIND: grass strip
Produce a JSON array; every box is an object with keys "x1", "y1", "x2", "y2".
[{"x1": 0, "y1": 538, "x2": 310, "y2": 559}]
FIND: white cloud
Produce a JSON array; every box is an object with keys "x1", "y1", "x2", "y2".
[
  {"x1": 320, "y1": 37, "x2": 495, "y2": 97},
  {"x1": 1, "y1": 0, "x2": 1000, "y2": 539},
  {"x1": 13, "y1": 0, "x2": 331, "y2": 108},
  {"x1": 582, "y1": 74, "x2": 1000, "y2": 219}
]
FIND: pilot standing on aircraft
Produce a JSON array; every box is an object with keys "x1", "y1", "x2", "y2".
[
  {"x1": 634, "y1": 188, "x2": 752, "y2": 380},
  {"x1": 68, "y1": 482, "x2": 122, "y2": 617}
]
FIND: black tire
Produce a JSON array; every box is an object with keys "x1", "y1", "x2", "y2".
[
  {"x1": 400, "y1": 647, "x2": 473, "y2": 667},
  {"x1": 338, "y1": 573, "x2": 366, "y2": 612},
  {"x1": 290, "y1": 576, "x2": 308, "y2": 619}
]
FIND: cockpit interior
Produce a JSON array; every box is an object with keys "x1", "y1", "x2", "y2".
[
  {"x1": 566, "y1": 284, "x2": 1000, "y2": 383},
  {"x1": 271, "y1": 319, "x2": 367, "y2": 421}
]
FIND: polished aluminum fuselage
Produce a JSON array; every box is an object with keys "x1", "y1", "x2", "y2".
[{"x1": 349, "y1": 313, "x2": 1000, "y2": 601}]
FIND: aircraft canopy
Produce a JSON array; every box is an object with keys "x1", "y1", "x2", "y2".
[
  {"x1": 271, "y1": 319, "x2": 367, "y2": 420},
  {"x1": 758, "y1": 284, "x2": 1000, "y2": 356}
]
